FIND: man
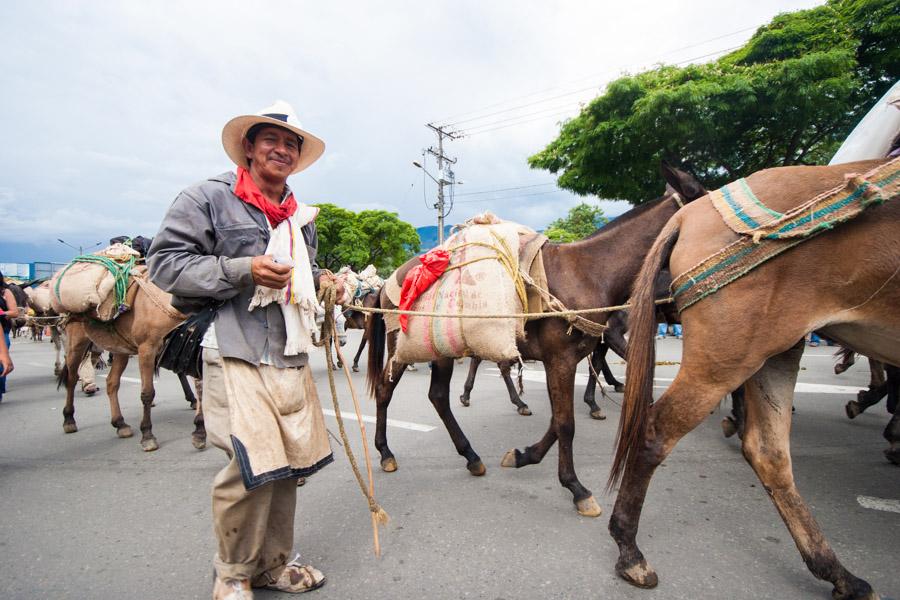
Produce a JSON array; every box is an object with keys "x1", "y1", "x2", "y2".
[{"x1": 148, "y1": 101, "x2": 343, "y2": 599}]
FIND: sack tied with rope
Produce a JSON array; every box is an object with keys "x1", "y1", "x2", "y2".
[
  {"x1": 50, "y1": 243, "x2": 141, "y2": 321},
  {"x1": 386, "y1": 213, "x2": 539, "y2": 364}
]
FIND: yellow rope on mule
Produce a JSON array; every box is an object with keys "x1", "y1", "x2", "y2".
[{"x1": 317, "y1": 277, "x2": 389, "y2": 557}]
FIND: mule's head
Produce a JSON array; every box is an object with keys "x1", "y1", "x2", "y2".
[{"x1": 660, "y1": 160, "x2": 706, "y2": 204}]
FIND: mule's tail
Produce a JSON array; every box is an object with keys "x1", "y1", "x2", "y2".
[
  {"x1": 56, "y1": 363, "x2": 69, "y2": 390},
  {"x1": 608, "y1": 218, "x2": 681, "y2": 490},
  {"x1": 366, "y1": 295, "x2": 387, "y2": 398}
]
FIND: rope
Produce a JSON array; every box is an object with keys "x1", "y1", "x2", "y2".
[
  {"x1": 349, "y1": 297, "x2": 673, "y2": 320},
  {"x1": 131, "y1": 273, "x2": 186, "y2": 321},
  {"x1": 317, "y1": 277, "x2": 389, "y2": 557},
  {"x1": 54, "y1": 254, "x2": 136, "y2": 317}
]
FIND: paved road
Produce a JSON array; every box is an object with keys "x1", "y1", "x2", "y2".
[{"x1": 0, "y1": 332, "x2": 896, "y2": 599}]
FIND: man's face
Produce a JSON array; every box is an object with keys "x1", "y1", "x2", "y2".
[{"x1": 243, "y1": 125, "x2": 301, "y2": 182}]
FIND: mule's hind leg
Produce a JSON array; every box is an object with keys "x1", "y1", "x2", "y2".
[
  {"x1": 106, "y1": 354, "x2": 133, "y2": 438},
  {"x1": 137, "y1": 349, "x2": 159, "y2": 452},
  {"x1": 741, "y1": 345, "x2": 877, "y2": 600},
  {"x1": 60, "y1": 323, "x2": 91, "y2": 434},
  {"x1": 499, "y1": 360, "x2": 530, "y2": 416},
  {"x1": 459, "y1": 356, "x2": 480, "y2": 407},
  {"x1": 883, "y1": 411, "x2": 900, "y2": 466},
  {"x1": 351, "y1": 333, "x2": 367, "y2": 372},
  {"x1": 374, "y1": 359, "x2": 408, "y2": 472},
  {"x1": 191, "y1": 377, "x2": 206, "y2": 450},
  {"x1": 428, "y1": 358, "x2": 485, "y2": 475},
  {"x1": 609, "y1": 375, "x2": 736, "y2": 588}
]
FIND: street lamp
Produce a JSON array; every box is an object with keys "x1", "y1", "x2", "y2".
[{"x1": 57, "y1": 239, "x2": 103, "y2": 255}]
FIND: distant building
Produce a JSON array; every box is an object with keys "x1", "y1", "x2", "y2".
[{"x1": 0, "y1": 261, "x2": 67, "y2": 282}]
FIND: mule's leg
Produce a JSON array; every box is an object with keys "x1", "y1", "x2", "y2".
[
  {"x1": 722, "y1": 385, "x2": 746, "y2": 439},
  {"x1": 52, "y1": 326, "x2": 64, "y2": 377},
  {"x1": 499, "y1": 360, "x2": 530, "y2": 415},
  {"x1": 609, "y1": 375, "x2": 735, "y2": 588},
  {"x1": 374, "y1": 360, "x2": 408, "y2": 472},
  {"x1": 846, "y1": 382, "x2": 886, "y2": 419},
  {"x1": 106, "y1": 354, "x2": 133, "y2": 439},
  {"x1": 192, "y1": 376, "x2": 206, "y2": 450},
  {"x1": 177, "y1": 372, "x2": 197, "y2": 409},
  {"x1": 883, "y1": 411, "x2": 900, "y2": 466},
  {"x1": 741, "y1": 347, "x2": 878, "y2": 600},
  {"x1": 426, "y1": 358, "x2": 485, "y2": 475},
  {"x1": 582, "y1": 348, "x2": 602, "y2": 418},
  {"x1": 61, "y1": 324, "x2": 91, "y2": 434},
  {"x1": 137, "y1": 350, "x2": 159, "y2": 452},
  {"x1": 459, "y1": 356, "x2": 481, "y2": 407},
  {"x1": 351, "y1": 333, "x2": 367, "y2": 372}
]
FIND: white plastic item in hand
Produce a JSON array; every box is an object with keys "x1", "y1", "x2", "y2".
[{"x1": 273, "y1": 255, "x2": 295, "y2": 267}]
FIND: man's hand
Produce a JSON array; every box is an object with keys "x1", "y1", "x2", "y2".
[
  {"x1": 251, "y1": 255, "x2": 292, "y2": 289},
  {"x1": 0, "y1": 355, "x2": 12, "y2": 377},
  {"x1": 318, "y1": 272, "x2": 349, "y2": 305}
]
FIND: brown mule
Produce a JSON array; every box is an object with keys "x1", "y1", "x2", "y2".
[
  {"x1": 368, "y1": 163, "x2": 707, "y2": 517},
  {"x1": 58, "y1": 272, "x2": 206, "y2": 452},
  {"x1": 608, "y1": 159, "x2": 897, "y2": 599}
]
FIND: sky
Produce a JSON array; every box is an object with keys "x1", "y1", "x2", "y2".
[{"x1": 0, "y1": 0, "x2": 823, "y2": 263}]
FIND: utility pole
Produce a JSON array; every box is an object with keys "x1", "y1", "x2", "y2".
[{"x1": 425, "y1": 123, "x2": 460, "y2": 245}]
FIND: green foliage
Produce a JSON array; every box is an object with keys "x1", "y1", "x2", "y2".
[
  {"x1": 312, "y1": 203, "x2": 420, "y2": 274},
  {"x1": 544, "y1": 202, "x2": 609, "y2": 242},
  {"x1": 528, "y1": 0, "x2": 900, "y2": 203}
]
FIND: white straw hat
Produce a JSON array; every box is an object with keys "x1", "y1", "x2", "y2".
[{"x1": 221, "y1": 100, "x2": 325, "y2": 174}]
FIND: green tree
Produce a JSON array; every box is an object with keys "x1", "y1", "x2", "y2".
[
  {"x1": 312, "y1": 203, "x2": 420, "y2": 273},
  {"x1": 544, "y1": 202, "x2": 609, "y2": 242},
  {"x1": 528, "y1": 0, "x2": 900, "y2": 204}
]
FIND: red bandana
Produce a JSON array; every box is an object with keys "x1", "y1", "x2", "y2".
[{"x1": 234, "y1": 167, "x2": 298, "y2": 228}]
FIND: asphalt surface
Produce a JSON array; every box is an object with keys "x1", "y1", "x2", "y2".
[{"x1": 0, "y1": 331, "x2": 897, "y2": 600}]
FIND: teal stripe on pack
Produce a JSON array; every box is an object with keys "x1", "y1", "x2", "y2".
[{"x1": 722, "y1": 184, "x2": 761, "y2": 229}]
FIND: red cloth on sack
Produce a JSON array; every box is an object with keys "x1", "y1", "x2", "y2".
[
  {"x1": 399, "y1": 249, "x2": 451, "y2": 332},
  {"x1": 234, "y1": 166, "x2": 298, "y2": 228}
]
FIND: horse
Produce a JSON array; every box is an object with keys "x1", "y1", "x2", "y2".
[
  {"x1": 6, "y1": 283, "x2": 28, "y2": 338},
  {"x1": 608, "y1": 158, "x2": 897, "y2": 599},
  {"x1": 57, "y1": 270, "x2": 206, "y2": 452},
  {"x1": 24, "y1": 281, "x2": 66, "y2": 374},
  {"x1": 367, "y1": 162, "x2": 707, "y2": 517}
]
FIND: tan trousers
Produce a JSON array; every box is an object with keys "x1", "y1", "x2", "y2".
[
  {"x1": 77, "y1": 353, "x2": 95, "y2": 390},
  {"x1": 202, "y1": 348, "x2": 298, "y2": 583}
]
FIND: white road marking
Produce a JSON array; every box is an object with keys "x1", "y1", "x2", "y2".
[
  {"x1": 97, "y1": 374, "x2": 142, "y2": 383},
  {"x1": 492, "y1": 369, "x2": 867, "y2": 394},
  {"x1": 321, "y1": 409, "x2": 435, "y2": 432},
  {"x1": 856, "y1": 495, "x2": 900, "y2": 514}
]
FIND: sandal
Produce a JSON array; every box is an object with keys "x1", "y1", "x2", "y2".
[{"x1": 255, "y1": 559, "x2": 325, "y2": 594}]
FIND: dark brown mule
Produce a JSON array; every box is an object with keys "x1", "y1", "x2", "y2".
[
  {"x1": 337, "y1": 290, "x2": 380, "y2": 372},
  {"x1": 458, "y1": 357, "x2": 531, "y2": 415},
  {"x1": 58, "y1": 273, "x2": 206, "y2": 451},
  {"x1": 608, "y1": 159, "x2": 897, "y2": 599},
  {"x1": 367, "y1": 164, "x2": 706, "y2": 516}
]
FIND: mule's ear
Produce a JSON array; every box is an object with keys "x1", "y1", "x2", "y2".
[{"x1": 660, "y1": 161, "x2": 706, "y2": 200}]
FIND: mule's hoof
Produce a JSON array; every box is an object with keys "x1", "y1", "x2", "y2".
[
  {"x1": 63, "y1": 423, "x2": 78, "y2": 434},
  {"x1": 352, "y1": 365, "x2": 359, "y2": 373},
  {"x1": 297, "y1": 477, "x2": 307, "y2": 487},
  {"x1": 467, "y1": 460, "x2": 486, "y2": 476},
  {"x1": 885, "y1": 446, "x2": 900, "y2": 466},
  {"x1": 590, "y1": 409, "x2": 606, "y2": 420},
  {"x1": 141, "y1": 438, "x2": 160, "y2": 452},
  {"x1": 500, "y1": 449, "x2": 518, "y2": 468},
  {"x1": 189, "y1": 401, "x2": 197, "y2": 410},
  {"x1": 575, "y1": 496, "x2": 603, "y2": 517},
  {"x1": 117, "y1": 425, "x2": 134, "y2": 439},
  {"x1": 191, "y1": 435, "x2": 207, "y2": 450},
  {"x1": 614, "y1": 384, "x2": 625, "y2": 393},
  {"x1": 459, "y1": 395, "x2": 470, "y2": 407},
  {"x1": 831, "y1": 582, "x2": 879, "y2": 600},
  {"x1": 616, "y1": 558, "x2": 658, "y2": 589},
  {"x1": 721, "y1": 417, "x2": 738, "y2": 438},
  {"x1": 845, "y1": 401, "x2": 861, "y2": 420},
  {"x1": 381, "y1": 457, "x2": 398, "y2": 472},
  {"x1": 517, "y1": 406, "x2": 532, "y2": 416}
]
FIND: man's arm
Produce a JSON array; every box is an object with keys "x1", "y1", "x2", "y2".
[
  {"x1": 0, "y1": 330, "x2": 13, "y2": 377},
  {"x1": 147, "y1": 192, "x2": 253, "y2": 300}
]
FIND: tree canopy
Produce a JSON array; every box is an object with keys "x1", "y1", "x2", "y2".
[
  {"x1": 313, "y1": 204, "x2": 420, "y2": 273},
  {"x1": 544, "y1": 202, "x2": 609, "y2": 242},
  {"x1": 528, "y1": 0, "x2": 900, "y2": 203}
]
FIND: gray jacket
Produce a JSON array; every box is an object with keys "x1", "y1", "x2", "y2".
[{"x1": 147, "y1": 171, "x2": 320, "y2": 368}]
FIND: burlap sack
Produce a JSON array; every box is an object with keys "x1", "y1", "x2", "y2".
[
  {"x1": 26, "y1": 282, "x2": 54, "y2": 314},
  {"x1": 394, "y1": 220, "x2": 525, "y2": 364},
  {"x1": 49, "y1": 243, "x2": 139, "y2": 320}
]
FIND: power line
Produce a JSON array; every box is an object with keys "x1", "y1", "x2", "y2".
[
  {"x1": 454, "y1": 182, "x2": 557, "y2": 197},
  {"x1": 454, "y1": 189, "x2": 573, "y2": 203},
  {"x1": 431, "y1": 26, "x2": 758, "y2": 127}
]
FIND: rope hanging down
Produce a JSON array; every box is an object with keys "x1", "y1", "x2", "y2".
[{"x1": 317, "y1": 276, "x2": 389, "y2": 557}]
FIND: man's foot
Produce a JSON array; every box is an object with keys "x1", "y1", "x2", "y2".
[
  {"x1": 213, "y1": 577, "x2": 253, "y2": 600},
  {"x1": 255, "y1": 560, "x2": 325, "y2": 594},
  {"x1": 82, "y1": 383, "x2": 99, "y2": 396}
]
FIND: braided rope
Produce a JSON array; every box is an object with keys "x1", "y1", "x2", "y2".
[{"x1": 317, "y1": 278, "x2": 389, "y2": 557}]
